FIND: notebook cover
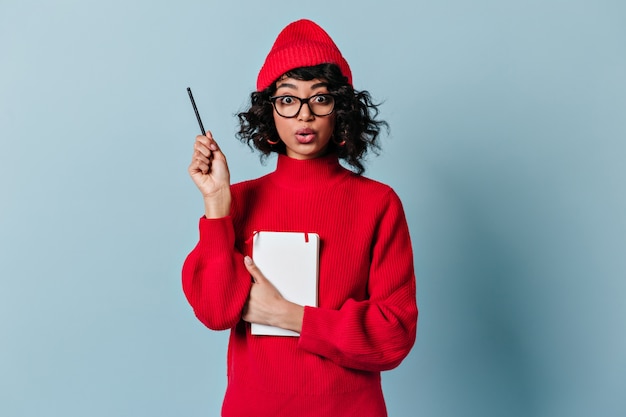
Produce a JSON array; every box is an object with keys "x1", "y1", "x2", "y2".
[{"x1": 251, "y1": 231, "x2": 320, "y2": 336}]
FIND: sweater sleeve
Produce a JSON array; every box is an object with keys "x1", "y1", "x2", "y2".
[
  {"x1": 297, "y1": 190, "x2": 418, "y2": 372},
  {"x1": 181, "y1": 216, "x2": 252, "y2": 330}
]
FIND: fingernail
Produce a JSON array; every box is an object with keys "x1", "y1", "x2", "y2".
[{"x1": 244, "y1": 256, "x2": 253, "y2": 265}]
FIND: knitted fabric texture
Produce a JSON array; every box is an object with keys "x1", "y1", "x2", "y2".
[
  {"x1": 256, "y1": 19, "x2": 352, "y2": 91},
  {"x1": 182, "y1": 155, "x2": 417, "y2": 417}
]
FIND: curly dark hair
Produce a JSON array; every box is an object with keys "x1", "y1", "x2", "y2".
[{"x1": 236, "y1": 64, "x2": 388, "y2": 174}]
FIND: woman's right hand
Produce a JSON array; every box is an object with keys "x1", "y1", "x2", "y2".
[{"x1": 188, "y1": 131, "x2": 232, "y2": 218}]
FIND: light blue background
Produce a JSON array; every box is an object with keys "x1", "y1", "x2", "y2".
[{"x1": 1, "y1": 1, "x2": 625, "y2": 416}]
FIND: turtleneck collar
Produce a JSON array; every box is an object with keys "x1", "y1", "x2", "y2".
[{"x1": 269, "y1": 154, "x2": 351, "y2": 189}]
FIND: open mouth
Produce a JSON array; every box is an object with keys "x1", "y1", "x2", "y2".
[{"x1": 296, "y1": 129, "x2": 315, "y2": 143}]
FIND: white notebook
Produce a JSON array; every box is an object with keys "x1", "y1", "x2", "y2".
[{"x1": 251, "y1": 231, "x2": 320, "y2": 336}]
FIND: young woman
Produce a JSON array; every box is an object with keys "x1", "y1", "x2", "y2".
[{"x1": 183, "y1": 19, "x2": 417, "y2": 417}]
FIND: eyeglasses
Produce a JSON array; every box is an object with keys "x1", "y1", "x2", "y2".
[{"x1": 269, "y1": 94, "x2": 336, "y2": 118}]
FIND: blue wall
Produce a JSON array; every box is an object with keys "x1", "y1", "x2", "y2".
[{"x1": 1, "y1": 1, "x2": 624, "y2": 416}]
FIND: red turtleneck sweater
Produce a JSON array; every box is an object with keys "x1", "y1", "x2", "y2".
[{"x1": 182, "y1": 154, "x2": 417, "y2": 417}]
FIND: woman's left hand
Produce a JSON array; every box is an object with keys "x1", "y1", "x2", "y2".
[{"x1": 242, "y1": 256, "x2": 304, "y2": 333}]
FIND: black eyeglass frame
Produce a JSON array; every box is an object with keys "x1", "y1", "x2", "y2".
[{"x1": 269, "y1": 93, "x2": 336, "y2": 118}]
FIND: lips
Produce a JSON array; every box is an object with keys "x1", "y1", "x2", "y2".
[{"x1": 295, "y1": 128, "x2": 315, "y2": 144}]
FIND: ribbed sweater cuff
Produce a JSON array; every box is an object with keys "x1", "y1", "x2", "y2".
[
  {"x1": 198, "y1": 215, "x2": 235, "y2": 255},
  {"x1": 298, "y1": 305, "x2": 342, "y2": 354}
]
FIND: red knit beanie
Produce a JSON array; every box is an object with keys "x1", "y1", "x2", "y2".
[{"x1": 256, "y1": 19, "x2": 352, "y2": 91}]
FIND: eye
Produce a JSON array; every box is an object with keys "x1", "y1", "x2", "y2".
[
  {"x1": 312, "y1": 94, "x2": 330, "y2": 104},
  {"x1": 279, "y1": 96, "x2": 297, "y2": 105}
]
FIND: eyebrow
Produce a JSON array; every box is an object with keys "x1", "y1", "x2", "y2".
[{"x1": 275, "y1": 81, "x2": 329, "y2": 92}]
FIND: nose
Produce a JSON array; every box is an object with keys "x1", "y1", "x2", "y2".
[{"x1": 297, "y1": 100, "x2": 314, "y2": 121}]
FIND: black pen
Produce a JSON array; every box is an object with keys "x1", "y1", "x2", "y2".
[{"x1": 187, "y1": 87, "x2": 206, "y2": 135}]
